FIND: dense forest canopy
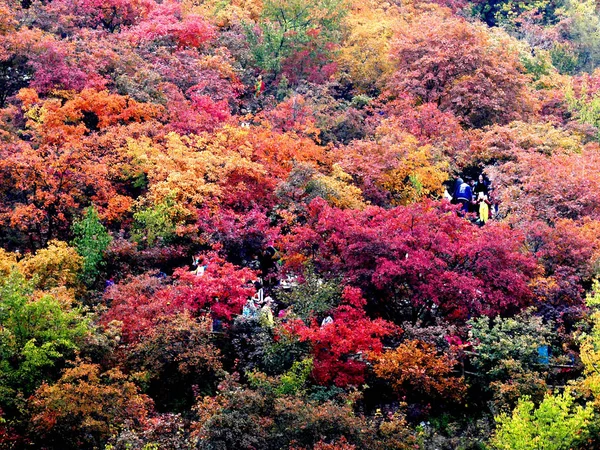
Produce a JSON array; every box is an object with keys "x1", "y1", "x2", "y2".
[{"x1": 2, "y1": 0, "x2": 600, "y2": 448}]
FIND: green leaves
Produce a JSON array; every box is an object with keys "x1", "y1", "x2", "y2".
[
  {"x1": 131, "y1": 197, "x2": 177, "y2": 247},
  {"x1": 276, "y1": 358, "x2": 313, "y2": 396},
  {"x1": 72, "y1": 206, "x2": 112, "y2": 287},
  {"x1": 558, "y1": 0, "x2": 600, "y2": 73},
  {"x1": 469, "y1": 311, "x2": 554, "y2": 410},
  {"x1": 491, "y1": 390, "x2": 594, "y2": 450},
  {"x1": 565, "y1": 80, "x2": 600, "y2": 136},
  {"x1": 244, "y1": 0, "x2": 347, "y2": 77},
  {"x1": 0, "y1": 272, "x2": 90, "y2": 407},
  {"x1": 278, "y1": 268, "x2": 342, "y2": 322}
]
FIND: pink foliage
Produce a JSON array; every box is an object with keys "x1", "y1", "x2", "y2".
[{"x1": 126, "y1": 1, "x2": 215, "y2": 48}]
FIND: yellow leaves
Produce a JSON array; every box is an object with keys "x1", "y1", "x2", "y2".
[
  {"x1": 314, "y1": 164, "x2": 366, "y2": 209},
  {"x1": 506, "y1": 121, "x2": 583, "y2": 155},
  {"x1": 381, "y1": 143, "x2": 448, "y2": 205},
  {"x1": 127, "y1": 129, "x2": 266, "y2": 216},
  {"x1": 185, "y1": 0, "x2": 263, "y2": 27},
  {"x1": 0, "y1": 247, "x2": 17, "y2": 278},
  {"x1": 343, "y1": 122, "x2": 449, "y2": 205},
  {"x1": 337, "y1": 5, "x2": 396, "y2": 91},
  {"x1": 579, "y1": 336, "x2": 600, "y2": 400},
  {"x1": 573, "y1": 284, "x2": 600, "y2": 407},
  {"x1": 0, "y1": 241, "x2": 83, "y2": 305},
  {"x1": 18, "y1": 240, "x2": 83, "y2": 292}
]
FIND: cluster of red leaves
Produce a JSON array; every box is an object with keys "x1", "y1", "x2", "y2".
[
  {"x1": 283, "y1": 198, "x2": 538, "y2": 322},
  {"x1": 286, "y1": 287, "x2": 396, "y2": 387},
  {"x1": 102, "y1": 254, "x2": 256, "y2": 343},
  {"x1": 389, "y1": 11, "x2": 536, "y2": 127}
]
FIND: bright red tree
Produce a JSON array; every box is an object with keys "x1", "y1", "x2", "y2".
[
  {"x1": 286, "y1": 287, "x2": 396, "y2": 387},
  {"x1": 283, "y1": 199, "x2": 538, "y2": 322},
  {"x1": 102, "y1": 255, "x2": 255, "y2": 343}
]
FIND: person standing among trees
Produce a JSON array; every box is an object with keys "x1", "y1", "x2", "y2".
[
  {"x1": 452, "y1": 176, "x2": 464, "y2": 204},
  {"x1": 477, "y1": 191, "x2": 491, "y2": 225},
  {"x1": 455, "y1": 177, "x2": 474, "y2": 214},
  {"x1": 474, "y1": 174, "x2": 489, "y2": 196},
  {"x1": 255, "y1": 75, "x2": 265, "y2": 97}
]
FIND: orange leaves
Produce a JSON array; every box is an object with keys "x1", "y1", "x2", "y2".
[
  {"x1": 0, "y1": 88, "x2": 165, "y2": 244},
  {"x1": 15, "y1": 88, "x2": 39, "y2": 109},
  {"x1": 19, "y1": 88, "x2": 162, "y2": 146},
  {"x1": 371, "y1": 340, "x2": 466, "y2": 403},
  {"x1": 248, "y1": 125, "x2": 331, "y2": 180},
  {"x1": 101, "y1": 195, "x2": 134, "y2": 223},
  {"x1": 30, "y1": 362, "x2": 153, "y2": 446},
  {"x1": 338, "y1": 120, "x2": 449, "y2": 206},
  {"x1": 0, "y1": 1, "x2": 15, "y2": 36}
]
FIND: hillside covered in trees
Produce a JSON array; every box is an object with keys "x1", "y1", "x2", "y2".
[{"x1": 2, "y1": 0, "x2": 600, "y2": 448}]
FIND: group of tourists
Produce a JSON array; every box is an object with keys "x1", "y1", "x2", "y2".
[
  {"x1": 189, "y1": 245, "x2": 285, "y2": 328},
  {"x1": 242, "y1": 280, "x2": 275, "y2": 327},
  {"x1": 446, "y1": 174, "x2": 497, "y2": 225},
  {"x1": 239, "y1": 246, "x2": 336, "y2": 329},
  {"x1": 242, "y1": 274, "x2": 334, "y2": 329}
]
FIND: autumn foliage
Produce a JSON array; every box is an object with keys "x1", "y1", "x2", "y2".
[
  {"x1": 2, "y1": 0, "x2": 600, "y2": 448},
  {"x1": 283, "y1": 198, "x2": 537, "y2": 322},
  {"x1": 371, "y1": 340, "x2": 466, "y2": 403}
]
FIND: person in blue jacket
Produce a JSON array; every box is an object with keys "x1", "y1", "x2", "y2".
[
  {"x1": 455, "y1": 177, "x2": 474, "y2": 213},
  {"x1": 451, "y1": 176, "x2": 464, "y2": 204}
]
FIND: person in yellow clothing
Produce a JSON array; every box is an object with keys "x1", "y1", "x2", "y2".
[
  {"x1": 478, "y1": 191, "x2": 490, "y2": 225},
  {"x1": 259, "y1": 296, "x2": 274, "y2": 328},
  {"x1": 255, "y1": 75, "x2": 265, "y2": 98}
]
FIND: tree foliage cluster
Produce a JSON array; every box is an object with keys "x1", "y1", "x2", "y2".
[{"x1": 2, "y1": 0, "x2": 600, "y2": 448}]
